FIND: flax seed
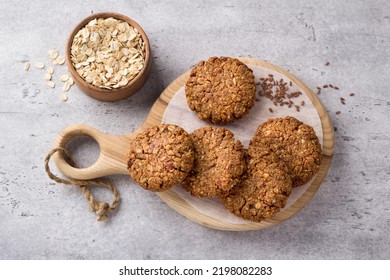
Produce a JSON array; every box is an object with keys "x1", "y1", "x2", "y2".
[{"x1": 258, "y1": 74, "x2": 304, "y2": 112}]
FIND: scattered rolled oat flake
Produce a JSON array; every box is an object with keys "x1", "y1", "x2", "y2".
[
  {"x1": 60, "y1": 74, "x2": 69, "y2": 82},
  {"x1": 44, "y1": 73, "x2": 52, "y2": 80},
  {"x1": 35, "y1": 62, "x2": 45, "y2": 69},
  {"x1": 63, "y1": 81, "x2": 71, "y2": 92},
  {"x1": 48, "y1": 49, "x2": 59, "y2": 59},
  {"x1": 56, "y1": 56, "x2": 65, "y2": 65},
  {"x1": 68, "y1": 77, "x2": 74, "y2": 85},
  {"x1": 47, "y1": 67, "x2": 54, "y2": 74},
  {"x1": 24, "y1": 62, "x2": 30, "y2": 71},
  {"x1": 60, "y1": 93, "x2": 68, "y2": 101},
  {"x1": 51, "y1": 59, "x2": 58, "y2": 65},
  {"x1": 47, "y1": 81, "x2": 55, "y2": 88}
]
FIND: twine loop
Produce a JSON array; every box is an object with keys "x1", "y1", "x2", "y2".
[{"x1": 44, "y1": 147, "x2": 120, "y2": 222}]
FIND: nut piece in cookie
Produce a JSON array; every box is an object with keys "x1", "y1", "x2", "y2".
[
  {"x1": 249, "y1": 116, "x2": 322, "y2": 187},
  {"x1": 182, "y1": 126, "x2": 246, "y2": 198},
  {"x1": 127, "y1": 124, "x2": 194, "y2": 192},
  {"x1": 221, "y1": 147, "x2": 292, "y2": 222},
  {"x1": 185, "y1": 56, "x2": 256, "y2": 124}
]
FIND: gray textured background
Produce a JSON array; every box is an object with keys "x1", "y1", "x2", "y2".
[{"x1": 0, "y1": 0, "x2": 389, "y2": 259}]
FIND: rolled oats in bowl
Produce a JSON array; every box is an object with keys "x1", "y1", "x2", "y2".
[{"x1": 70, "y1": 17, "x2": 146, "y2": 89}]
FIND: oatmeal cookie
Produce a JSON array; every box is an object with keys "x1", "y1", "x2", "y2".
[
  {"x1": 182, "y1": 126, "x2": 246, "y2": 198},
  {"x1": 127, "y1": 124, "x2": 194, "y2": 192},
  {"x1": 249, "y1": 116, "x2": 322, "y2": 187},
  {"x1": 221, "y1": 147, "x2": 292, "y2": 222},
  {"x1": 185, "y1": 56, "x2": 256, "y2": 124}
]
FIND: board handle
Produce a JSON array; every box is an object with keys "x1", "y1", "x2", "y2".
[{"x1": 53, "y1": 124, "x2": 133, "y2": 180}]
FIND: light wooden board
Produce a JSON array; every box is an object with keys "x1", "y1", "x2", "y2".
[{"x1": 53, "y1": 57, "x2": 334, "y2": 231}]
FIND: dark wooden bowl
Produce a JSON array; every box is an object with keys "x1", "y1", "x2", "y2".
[{"x1": 65, "y1": 12, "x2": 152, "y2": 102}]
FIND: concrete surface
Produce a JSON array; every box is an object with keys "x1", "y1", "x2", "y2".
[{"x1": 0, "y1": 0, "x2": 389, "y2": 260}]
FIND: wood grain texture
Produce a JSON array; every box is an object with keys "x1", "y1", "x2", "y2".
[{"x1": 53, "y1": 57, "x2": 334, "y2": 231}]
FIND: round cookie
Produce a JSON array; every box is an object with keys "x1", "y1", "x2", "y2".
[
  {"x1": 185, "y1": 56, "x2": 256, "y2": 124},
  {"x1": 127, "y1": 124, "x2": 194, "y2": 192},
  {"x1": 221, "y1": 146, "x2": 292, "y2": 222},
  {"x1": 182, "y1": 126, "x2": 246, "y2": 198},
  {"x1": 249, "y1": 116, "x2": 322, "y2": 187}
]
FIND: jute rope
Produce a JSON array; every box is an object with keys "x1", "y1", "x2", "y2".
[{"x1": 44, "y1": 147, "x2": 120, "y2": 222}]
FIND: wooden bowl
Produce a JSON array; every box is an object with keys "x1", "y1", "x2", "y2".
[{"x1": 65, "y1": 12, "x2": 152, "y2": 102}]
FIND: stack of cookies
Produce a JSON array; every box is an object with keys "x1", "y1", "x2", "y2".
[{"x1": 127, "y1": 57, "x2": 322, "y2": 223}]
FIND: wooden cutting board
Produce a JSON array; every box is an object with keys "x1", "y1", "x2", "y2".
[{"x1": 53, "y1": 57, "x2": 334, "y2": 231}]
